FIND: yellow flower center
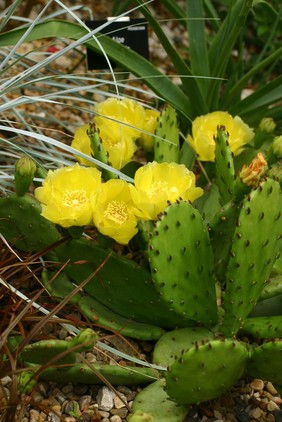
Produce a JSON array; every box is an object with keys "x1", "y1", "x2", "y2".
[
  {"x1": 104, "y1": 200, "x2": 128, "y2": 225},
  {"x1": 62, "y1": 190, "x2": 87, "y2": 208},
  {"x1": 148, "y1": 181, "x2": 169, "y2": 198}
]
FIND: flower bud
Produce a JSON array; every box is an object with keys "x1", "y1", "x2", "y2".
[
  {"x1": 272, "y1": 136, "x2": 282, "y2": 158},
  {"x1": 239, "y1": 153, "x2": 268, "y2": 187},
  {"x1": 68, "y1": 328, "x2": 99, "y2": 352},
  {"x1": 14, "y1": 156, "x2": 37, "y2": 196},
  {"x1": 258, "y1": 117, "x2": 276, "y2": 134},
  {"x1": 254, "y1": 118, "x2": 277, "y2": 149}
]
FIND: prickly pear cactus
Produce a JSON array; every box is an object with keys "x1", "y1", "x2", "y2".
[
  {"x1": 214, "y1": 126, "x2": 235, "y2": 205},
  {"x1": 54, "y1": 238, "x2": 195, "y2": 329},
  {"x1": 129, "y1": 380, "x2": 188, "y2": 422},
  {"x1": 0, "y1": 194, "x2": 61, "y2": 251},
  {"x1": 148, "y1": 201, "x2": 218, "y2": 327},
  {"x1": 240, "y1": 316, "x2": 282, "y2": 338},
  {"x1": 165, "y1": 339, "x2": 249, "y2": 405},
  {"x1": 247, "y1": 341, "x2": 282, "y2": 386},
  {"x1": 221, "y1": 178, "x2": 282, "y2": 336},
  {"x1": 153, "y1": 326, "x2": 215, "y2": 367},
  {"x1": 42, "y1": 269, "x2": 165, "y2": 341},
  {"x1": 20, "y1": 328, "x2": 98, "y2": 365},
  {"x1": 87, "y1": 121, "x2": 117, "y2": 179},
  {"x1": 154, "y1": 105, "x2": 179, "y2": 163}
]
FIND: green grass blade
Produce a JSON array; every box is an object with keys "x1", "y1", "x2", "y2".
[
  {"x1": 157, "y1": 0, "x2": 186, "y2": 25},
  {"x1": 230, "y1": 75, "x2": 282, "y2": 124},
  {"x1": 221, "y1": 46, "x2": 282, "y2": 109},
  {"x1": 135, "y1": 0, "x2": 208, "y2": 116},
  {"x1": 207, "y1": 0, "x2": 253, "y2": 109},
  {"x1": 203, "y1": 0, "x2": 220, "y2": 31},
  {"x1": 186, "y1": 0, "x2": 210, "y2": 98},
  {"x1": 0, "y1": 20, "x2": 192, "y2": 120}
]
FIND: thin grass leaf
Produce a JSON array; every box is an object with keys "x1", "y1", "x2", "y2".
[
  {"x1": 0, "y1": 20, "x2": 192, "y2": 120},
  {"x1": 156, "y1": 0, "x2": 187, "y2": 26},
  {"x1": 203, "y1": 0, "x2": 220, "y2": 31},
  {"x1": 186, "y1": 0, "x2": 210, "y2": 98},
  {"x1": 229, "y1": 75, "x2": 282, "y2": 123},
  {"x1": 135, "y1": 0, "x2": 208, "y2": 116},
  {"x1": 0, "y1": 0, "x2": 22, "y2": 32},
  {"x1": 0, "y1": 125, "x2": 134, "y2": 183},
  {"x1": 207, "y1": 0, "x2": 253, "y2": 109},
  {"x1": 221, "y1": 46, "x2": 282, "y2": 109}
]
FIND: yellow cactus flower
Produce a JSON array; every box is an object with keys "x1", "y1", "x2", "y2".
[
  {"x1": 35, "y1": 163, "x2": 101, "y2": 228},
  {"x1": 71, "y1": 123, "x2": 136, "y2": 170},
  {"x1": 130, "y1": 161, "x2": 203, "y2": 221},
  {"x1": 138, "y1": 109, "x2": 160, "y2": 151},
  {"x1": 71, "y1": 124, "x2": 94, "y2": 167},
  {"x1": 94, "y1": 97, "x2": 145, "y2": 141},
  {"x1": 98, "y1": 125, "x2": 136, "y2": 170},
  {"x1": 92, "y1": 179, "x2": 139, "y2": 245},
  {"x1": 187, "y1": 111, "x2": 254, "y2": 161}
]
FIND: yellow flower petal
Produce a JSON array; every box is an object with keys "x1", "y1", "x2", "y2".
[
  {"x1": 98, "y1": 125, "x2": 136, "y2": 170},
  {"x1": 71, "y1": 124, "x2": 94, "y2": 167},
  {"x1": 187, "y1": 111, "x2": 254, "y2": 161},
  {"x1": 130, "y1": 161, "x2": 203, "y2": 220},
  {"x1": 138, "y1": 109, "x2": 160, "y2": 151},
  {"x1": 35, "y1": 163, "x2": 101, "y2": 228},
  {"x1": 94, "y1": 97, "x2": 145, "y2": 141},
  {"x1": 92, "y1": 179, "x2": 139, "y2": 245}
]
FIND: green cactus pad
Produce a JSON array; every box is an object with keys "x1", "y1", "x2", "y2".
[
  {"x1": 240, "y1": 316, "x2": 282, "y2": 338},
  {"x1": 148, "y1": 201, "x2": 218, "y2": 327},
  {"x1": 20, "y1": 328, "x2": 98, "y2": 365},
  {"x1": 42, "y1": 270, "x2": 165, "y2": 340},
  {"x1": 0, "y1": 194, "x2": 61, "y2": 252},
  {"x1": 165, "y1": 339, "x2": 249, "y2": 405},
  {"x1": 55, "y1": 238, "x2": 194, "y2": 328},
  {"x1": 33, "y1": 363, "x2": 159, "y2": 385},
  {"x1": 249, "y1": 294, "x2": 282, "y2": 317},
  {"x1": 209, "y1": 200, "x2": 240, "y2": 281},
  {"x1": 214, "y1": 126, "x2": 235, "y2": 206},
  {"x1": 153, "y1": 327, "x2": 215, "y2": 367},
  {"x1": 259, "y1": 275, "x2": 282, "y2": 300},
  {"x1": 154, "y1": 104, "x2": 179, "y2": 163},
  {"x1": 130, "y1": 380, "x2": 188, "y2": 422},
  {"x1": 87, "y1": 122, "x2": 117, "y2": 180},
  {"x1": 247, "y1": 341, "x2": 282, "y2": 385},
  {"x1": 221, "y1": 178, "x2": 282, "y2": 336}
]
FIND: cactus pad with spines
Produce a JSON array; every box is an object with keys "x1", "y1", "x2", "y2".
[
  {"x1": 240, "y1": 316, "x2": 282, "y2": 338},
  {"x1": 55, "y1": 238, "x2": 195, "y2": 328},
  {"x1": 153, "y1": 327, "x2": 215, "y2": 367},
  {"x1": 165, "y1": 339, "x2": 249, "y2": 405},
  {"x1": 247, "y1": 341, "x2": 282, "y2": 385},
  {"x1": 130, "y1": 380, "x2": 188, "y2": 422},
  {"x1": 259, "y1": 275, "x2": 282, "y2": 300},
  {"x1": 148, "y1": 201, "x2": 218, "y2": 327},
  {"x1": 34, "y1": 362, "x2": 159, "y2": 385},
  {"x1": 42, "y1": 270, "x2": 165, "y2": 340},
  {"x1": 154, "y1": 104, "x2": 179, "y2": 163},
  {"x1": 0, "y1": 194, "x2": 61, "y2": 252},
  {"x1": 214, "y1": 126, "x2": 235, "y2": 205},
  {"x1": 221, "y1": 178, "x2": 282, "y2": 337},
  {"x1": 20, "y1": 328, "x2": 98, "y2": 365}
]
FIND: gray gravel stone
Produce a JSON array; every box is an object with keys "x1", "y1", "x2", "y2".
[{"x1": 97, "y1": 386, "x2": 116, "y2": 411}]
